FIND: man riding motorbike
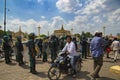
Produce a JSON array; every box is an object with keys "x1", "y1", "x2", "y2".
[{"x1": 62, "y1": 35, "x2": 80, "y2": 78}]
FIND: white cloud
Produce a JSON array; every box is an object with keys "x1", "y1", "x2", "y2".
[
  {"x1": 1, "y1": 0, "x2": 120, "y2": 36},
  {"x1": 75, "y1": 0, "x2": 106, "y2": 15},
  {"x1": 108, "y1": 8, "x2": 120, "y2": 23},
  {"x1": 51, "y1": 16, "x2": 66, "y2": 29},
  {"x1": 4, "y1": 16, "x2": 66, "y2": 35},
  {"x1": 56, "y1": 0, "x2": 82, "y2": 13},
  {"x1": 41, "y1": 16, "x2": 46, "y2": 19},
  {"x1": 92, "y1": 16, "x2": 102, "y2": 23}
]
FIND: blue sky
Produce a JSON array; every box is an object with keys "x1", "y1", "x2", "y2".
[{"x1": 0, "y1": 0, "x2": 120, "y2": 36}]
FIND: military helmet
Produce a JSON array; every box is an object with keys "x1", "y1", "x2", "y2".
[
  {"x1": 3, "y1": 35, "x2": 9, "y2": 42},
  {"x1": 28, "y1": 33, "x2": 35, "y2": 39},
  {"x1": 17, "y1": 36, "x2": 22, "y2": 41}
]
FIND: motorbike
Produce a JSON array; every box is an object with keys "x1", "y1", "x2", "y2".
[
  {"x1": 48, "y1": 51, "x2": 82, "y2": 80},
  {"x1": 0, "y1": 49, "x2": 4, "y2": 59}
]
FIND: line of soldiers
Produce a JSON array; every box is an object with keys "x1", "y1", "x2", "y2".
[{"x1": 2, "y1": 33, "x2": 62, "y2": 74}]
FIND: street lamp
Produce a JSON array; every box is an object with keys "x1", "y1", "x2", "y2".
[{"x1": 4, "y1": 0, "x2": 6, "y2": 33}]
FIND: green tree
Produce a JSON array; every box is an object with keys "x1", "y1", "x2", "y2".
[
  {"x1": 0, "y1": 30, "x2": 4, "y2": 38},
  {"x1": 80, "y1": 31, "x2": 93, "y2": 40},
  {"x1": 74, "y1": 33, "x2": 81, "y2": 39},
  {"x1": 85, "y1": 32, "x2": 93, "y2": 38},
  {"x1": 40, "y1": 34, "x2": 47, "y2": 38}
]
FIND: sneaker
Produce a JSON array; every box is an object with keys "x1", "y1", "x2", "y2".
[
  {"x1": 32, "y1": 71, "x2": 37, "y2": 74},
  {"x1": 96, "y1": 75, "x2": 100, "y2": 78},
  {"x1": 72, "y1": 74, "x2": 76, "y2": 78},
  {"x1": 114, "y1": 60, "x2": 117, "y2": 62},
  {"x1": 90, "y1": 74, "x2": 96, "y2": 79}
]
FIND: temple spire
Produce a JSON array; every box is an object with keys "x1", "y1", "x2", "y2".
[
  {"x1": 61, "y1": 24, "x2": 64, "y2": 30},
  {"x1": 19, "y1": 26, "x2": 21, "y2": 32}
]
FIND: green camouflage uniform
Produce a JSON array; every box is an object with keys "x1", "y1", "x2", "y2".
[{"x1": 27, "y1": 33, "x2": 36, "y2": 74}]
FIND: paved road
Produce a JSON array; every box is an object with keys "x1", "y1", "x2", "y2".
[{"x1": 0, "y1": 47, "x2": 120, "y2": 80}]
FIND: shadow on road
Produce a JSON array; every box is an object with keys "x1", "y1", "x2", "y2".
[
  {"x1": 98, "y1": 77, "x2": 116, "y2": 80},
  {"x1": 33, "y1": 72, "x2": 47, "y2": 78},
  {"x1": 8, "y1": 62, "x2": 16, "y2": 66},
  {"x1": 77, "y1": 71, "x2": 91, "y2": 80},
  {"x1": 60, "y1": 71, "x2": 91, "y2": 80},
  {"x1": 36, "y1": 59, "x2": 45, "y2": 64},
  {"x1": 20, "y1": 64, "x2": 30, "y2": 69}
]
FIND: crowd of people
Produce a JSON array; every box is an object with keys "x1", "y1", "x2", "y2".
[{"x1": 0, "y1": 32, "x2": 120, "y2": 78}]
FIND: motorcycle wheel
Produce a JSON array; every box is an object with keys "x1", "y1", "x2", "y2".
[
  {"x1": 75, "y1": 61, "x2": 82, "y2": 72},
  {"x1": 48, "y1": 66, "x2": 61, "y2": 80}
]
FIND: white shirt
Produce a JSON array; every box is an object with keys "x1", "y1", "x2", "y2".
[
  {"x1": 62, "y1": 41, "x2": 78, "y2": 56},
  {"x1": 111, "y1": 40, "x2": 120, "y2": 51}
]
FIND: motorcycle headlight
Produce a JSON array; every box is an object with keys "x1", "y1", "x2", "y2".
[{"x1": 60, "y1": 60, "x2": 64, "y2": 64}]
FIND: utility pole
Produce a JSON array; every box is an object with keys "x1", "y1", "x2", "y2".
[
  {"x1": 4, "y1": 0, "x2": 6, "y2": 33},
  {"x1": 0, "y1": 25, "x2": 2, "y2": 30},
  {"x1": 103, "y1": 26, "x2": 106, "y2": 36}
]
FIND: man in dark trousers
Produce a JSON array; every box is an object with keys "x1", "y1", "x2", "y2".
[
  {"x1": 90, "y1": 32, "x2": 105, "y2": 79},
  {"x1": 27, "y1": 33, "x2": 37, "y2": 74},
  {"x1": 37, "y1": 39, "x2": 43, "y2": 58},
  {"x1": 42, "y1": 37, "x2": 48, "y2": 62},
  {"x1": 80, "y1": 37, "x2": 88, "y2": 59},
  {"x1": 15, "y1": 36, "x2": 24, "y2": 66},
  {"x1": 49, "y1": 35, "x2": 58, "y2": 63},
  {"x1": 2, "y1": 35, "x2": 11, "y2": 64}
]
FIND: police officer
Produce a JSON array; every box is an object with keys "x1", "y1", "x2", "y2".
[
  {"x1": 37, "y1": 39, "x2": 43, "y2": 58},
  {"x1": 42, "y1": 37, "x2": 48, "y2": 62},
  {"x1": 27, "y1": 33, "x2": 37, "y2": 74},
  {"x1": 15, "y1": 36, "x2": 24, "y2": 66},
  {"x1": 80, "y1": 37, "x2": 88, "y2": 59},
  {"x1": 49, "y1": 35, "x2": 58, "y2": 63},
  {"x1": 2, "y1": 35, "x2": 11, "y2": 64}
]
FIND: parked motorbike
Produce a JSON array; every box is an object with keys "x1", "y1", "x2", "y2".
[{"x1": 48, "y1": 51, "x2": 82, "y2": 80}]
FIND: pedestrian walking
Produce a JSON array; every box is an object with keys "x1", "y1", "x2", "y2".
[
  {"x1": 90, "y1": 32, "x2": 105, "y2": 79},
  {"x1": 111, "y1": 37, "x2": 120, "y2": 62}
]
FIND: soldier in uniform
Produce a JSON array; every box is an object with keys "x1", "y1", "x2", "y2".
[
  {"x1": 49, "y1": 35, "x2": 58, "y2": 63},
  {"x1": 15, "y1": 36, "x2": 24, "y2": 66},
  {"x1": 42, "y1": 37, "x2": 48, "y2": 62},
  {"x1": 37, "y1": 39, "x2": 43, "y2": 58},
  {"x1": 2, "y1": 35, "x2": 11, "y2": 64},
  {"x1": 27, "y1": 33, "x2": 37, "y2": 74},
  {"x1": 80, "y1": 37, "x2": 88, "y2": 59}
]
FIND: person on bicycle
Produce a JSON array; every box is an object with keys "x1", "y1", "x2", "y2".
[{"x1": 62, "y1": 35, "x2": 79, "y2": 78}]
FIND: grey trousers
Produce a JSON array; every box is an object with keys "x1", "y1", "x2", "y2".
[{"x1": 91, "y1": 56, "x2": 103, "y2": 77}]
